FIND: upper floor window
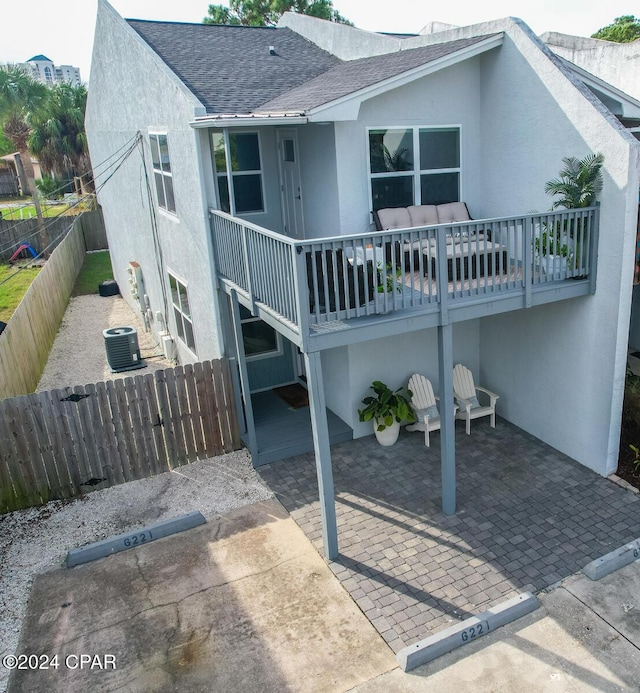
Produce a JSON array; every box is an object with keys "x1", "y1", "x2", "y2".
[
  {"x1": 150, "y1": 134, "x2": 176, "y2": 214},
  {"x1": 211, "y1": 131, "x2": 264, "y2": 214},
  {"x1": 368, "y1": 127, "x2": 460, "y2": 211},
  {"x1": 239, "y1": 305, "x2": 281, "y2": 360},
  {"x1": 169, "y1": 273, "x2": 196, "y2": 353}
]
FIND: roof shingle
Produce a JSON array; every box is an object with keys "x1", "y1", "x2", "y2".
[{"x1": 126, "y1": 20, "x2": 341, "y2": 114}]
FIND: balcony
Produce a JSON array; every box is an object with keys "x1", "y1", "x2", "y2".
[{"x1": 210, "y1": 207, "x2": 598, "y2": 351}]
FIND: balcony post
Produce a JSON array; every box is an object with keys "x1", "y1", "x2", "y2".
[
  {"x1": 524, "y1": 216, "x2": 533, "y2": 308},
  {"x1": 438, "y1": 322, "x2": 456, "y2": 514},
  {"x1": 304, "y1": 349, "x2": 338, "y2": 560},
  {"x1": 292, "y1": 244, "x2": 310, "y2": 352},
  {"x1": 590, "y1": 204, "x2": 600, "y2": 295},
  {"x1": 228, "y1": 290, "x2": 257, "y2": 460}
]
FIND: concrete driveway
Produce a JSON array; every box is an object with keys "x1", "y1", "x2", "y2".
[
  {"x1": 8, "y1": 497, "x2": 640, "y2": 692},
  {"x1": 8, "y1": 499, "x2": 396, "y2": 692}
]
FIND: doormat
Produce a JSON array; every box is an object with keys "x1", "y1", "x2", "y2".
[{"x1": 273, "y1": 383, "x2": 309, "y2": 409}]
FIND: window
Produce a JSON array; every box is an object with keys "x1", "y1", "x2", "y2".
[
  {"x1": 150, "y1": 134, "x2": 176, "y2": 214},
  {"x1": 169, "y1": 273, "x2": 196, "y2": 352},
  {"x1": 211, "y1": 131, "x2": 264, "y2": 214},
  {"x1": 239, "y1": 305, "x2": 281, "y2": 359},
  {"x1": 368, "y1": 127, "x2": 460, "y2": 211}
]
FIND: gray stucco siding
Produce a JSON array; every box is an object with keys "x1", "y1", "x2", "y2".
[{"x1": 87, "y1": 1, "x2": 224, "y2": 364}]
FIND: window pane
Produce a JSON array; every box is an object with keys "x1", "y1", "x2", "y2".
[
  {"x1": 283, "y1": 139, "x2": 295, "y2": 162},
  {"x1": 419, "y1": 129, "x2": 459, "y2": 170},
  {"x1": 179, "y1": 281, "x2": 190, "y2": 318},
  {"x1": 217, "y1": 175, "x2": 230, "y2": 213},
  {"x1": 230, "y1": 133, "x2": 260, "y2": 171},
  {"x1": 174, "y1": 307, "x2": 185, "y2": 340},
  {"x1": 239, "y1": 305, "x2": 252, "y2": 320},
  {"x1": 154, "y1": 172, "x2": 166, "y2": 209},
  {"x1": 233, "y1": 174, "x2": 263, "y2": 213},
  {"x1": 158, "y1": 135, "x2": 171, "y2": 173},
  {"x1": 183, "y1": 318, "x2": 195, "y2": 350},
  {"x1": 420, "y1": 172, "x2": 459, "y2": 205},
  {"x1": 169, "y1": 275, "x2": 179, "y2": 305},
  {"x1": 369, "y1": 129, "x2": 413, "y2": 173},
  {"x1": 150, "y1": 135, "x2": 161, "y2": 170},
  {"x1": 211, "y1": 131, "x2": 227, "y2": 172},
  {"x1": 371, "y1": 175, "x2": 414, "y2": 211},
  {"x1": 164, "y1": 175, "x2": 176, "y2": 213},
  {"x1": 242, "y1": 320, "x2": 278, "y2": 356}
]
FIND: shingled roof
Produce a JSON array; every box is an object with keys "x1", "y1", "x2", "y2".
[
  {"x1": 127, "y1": 20, "x2": 341, "y2": 114},
  {"x1": 128, "y1": 20, "x2": 498, "y2": 117},
  {"x1": 257, "y1": 35, "x2": 497, "y2": 113}
]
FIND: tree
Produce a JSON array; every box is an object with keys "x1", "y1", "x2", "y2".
[
  {"x1": 203, "y1": 0, "x2": 352, "y2": 27},
  {"x1": 0, "y1": 65, "x2": 48, "y2": 190},
  {"x1": 27, "y1": 82, "x2": 91, "y2": 190},
  {"x1": 591, "y1": 15, "x2": 640, "y2": 43}
]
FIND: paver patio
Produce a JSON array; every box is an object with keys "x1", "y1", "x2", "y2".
[{"x1": 258, "y1": 419, "x2": 640, "y2": 653}]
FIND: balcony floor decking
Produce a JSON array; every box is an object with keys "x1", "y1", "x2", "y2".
[{"x1": 247, "y1": 389, "x2": 352, "y2": 466}]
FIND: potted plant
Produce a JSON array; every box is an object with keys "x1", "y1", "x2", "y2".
[
  {"x1": 358, "y1": 380, "x2": 415, "y2": 446},
  {"x1": 542, "y1": 152, "x2": 604, "y2": 276}
]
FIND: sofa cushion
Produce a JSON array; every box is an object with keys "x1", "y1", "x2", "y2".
[
  {"x1": 436, "y1": 202, "x2": 470, "y2": 223},
  {"x1": 376, "y1": 207, "x2": 412, "y2": 230},
  {"x1": 408, "y1": 205, "x2": 438, "y2": 227}
]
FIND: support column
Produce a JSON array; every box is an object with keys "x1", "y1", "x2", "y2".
[
  {"x1": 304, "y1": 350, "x2": 338, "y2": 560},
  {"x1": 228, "y1": 292, "x2": 257, "y2": 460},
  {"x1": 438, "y1": 323, "x2": 456, "y2": 514}
]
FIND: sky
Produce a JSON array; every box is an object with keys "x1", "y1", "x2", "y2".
[{"x1": 0, "y1": 0, "x2": 634, "y2": 83}]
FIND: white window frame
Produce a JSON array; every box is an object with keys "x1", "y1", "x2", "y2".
[
  {"x1": 149, "y1": 132, "x2": 176, "y2": 216},
  {"x1": 211, "y1": 129, "x2": 266, "y2": 216},
  {"x1": 239, "y1": 310, "x2": 283, "y2": 361},
  {"x1": 168, "y1": 271, "x2": 196, "y2": 355},
  {"x1": 366, "y1": 125, "x2": 462, "y2": 211}
]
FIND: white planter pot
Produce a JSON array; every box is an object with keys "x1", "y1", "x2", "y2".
[
  {"x1": 541, "y1": 254, "x2": 568, "y2": 280},
  {"x1": 374, "y1": 418, "x2": 400, "y2": 446}
]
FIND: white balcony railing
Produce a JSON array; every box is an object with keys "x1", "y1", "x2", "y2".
[{"x1": 211, "y1": 206, "x2": 598, "y2": 341}]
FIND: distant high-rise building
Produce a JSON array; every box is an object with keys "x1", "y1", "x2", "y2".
[{"x1": 11, "y1": 54, "x2": 82, "y2": 86}]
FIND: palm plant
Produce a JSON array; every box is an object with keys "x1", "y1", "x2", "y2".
[
  {"x1": 28, "y1": 82, "x2": 92, "y2": 192},
  {"x1": 0, "y1": 65, "x2": 48, "y2": 191},
  {"x1": 544, "y1": 153, "x2": 604, "y2": 209}
]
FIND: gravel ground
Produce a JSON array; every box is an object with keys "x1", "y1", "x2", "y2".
[
  {"x1": 1, "y1": 293, "x2": 271, "y2": 693},
  {"x1": 0, "y1": 452, "x2": 272, "y2": 693},
  {"x1": 37, "y1": 294, "x2": 173, "y2": 391}
]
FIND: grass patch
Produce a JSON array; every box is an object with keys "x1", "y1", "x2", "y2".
[
  {"x1": 73, "y1": 251, "x2": 114, "y2": 296},
  {"x1": 0, "y1": 264, "x2": 42, "y2": 322},
  {"x1": 0, "y1": 204, "x2": 71, "y2": 220}
]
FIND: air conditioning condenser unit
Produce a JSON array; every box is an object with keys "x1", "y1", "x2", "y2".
[{"x1": 103, "y1": 326, "x2": 144, "y2": 373}]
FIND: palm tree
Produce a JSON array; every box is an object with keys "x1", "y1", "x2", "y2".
[
  {"x1": 0, "y1": 65, "x2": 48, "y2": 192},
  {"x1": 28, "y1": 82, "x2": 92, "y2": 192},
  {"x1": 544, "y1": 153, "x2": 604, "y2": 209}
]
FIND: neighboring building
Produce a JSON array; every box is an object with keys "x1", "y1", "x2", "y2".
[
  {"x1": 87, "y1": 0, "x2": 639, "y2": 558},
  {"x1": 9, "y1": 54, "x2": 82, "y2": 86}
]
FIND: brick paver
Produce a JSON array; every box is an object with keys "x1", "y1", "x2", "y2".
[{"x1": 259, "y1": 418, "x2": 640, "y2": 653}]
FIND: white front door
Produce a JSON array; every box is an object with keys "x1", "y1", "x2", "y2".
[{"x1": 277, "y1": 129, "x2": 304, "y2": 238}]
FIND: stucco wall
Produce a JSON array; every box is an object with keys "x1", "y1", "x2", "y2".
[
  {"x1": 323, "y1": 322, "x2": 480, "y2": 437},
  {"x1": 86, "y1": 1, "x2": 224, "y2": 364},
  {"x1": 297, "y1": 124, "x2": 340, "y2": 237},
  {"x1": 541, "y1": 32, "x2": 640, "y2": 102},
  {"x1": 475, "y1": 23, "x2": 639, "y2": 475}
]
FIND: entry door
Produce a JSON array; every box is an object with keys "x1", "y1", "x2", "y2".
[{"x1": 277, "y1": 129, "x2": 304, "y2": 238}]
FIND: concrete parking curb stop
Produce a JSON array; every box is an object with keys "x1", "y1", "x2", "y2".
[
  {"x1": 66, "y1": 511, "x2": 206, "y2": 567},
  {"x1": 582, "y1": 537, "x2": 640, "y2": 581},
  {"x1": 396, "y1": 592, "x2": 539, "y2": 672}
]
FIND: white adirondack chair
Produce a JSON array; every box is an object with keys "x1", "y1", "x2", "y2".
[
  {"x1": 405, "y1": 374, "x2": 455, "y2": 447},
  {"x1": 453, "y1": 364, "x2": 499, "y2": 434}
]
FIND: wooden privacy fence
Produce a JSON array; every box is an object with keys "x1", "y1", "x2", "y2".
[
  {"x1": 0, "y1": 359, "x2": 241, "y2": 513},
  {"x1": 0, "y1": 215, "x2": 86, "y2": 399},
  {"x1": 0, "y1": 207, "x2": 107, "y2": 260}
]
